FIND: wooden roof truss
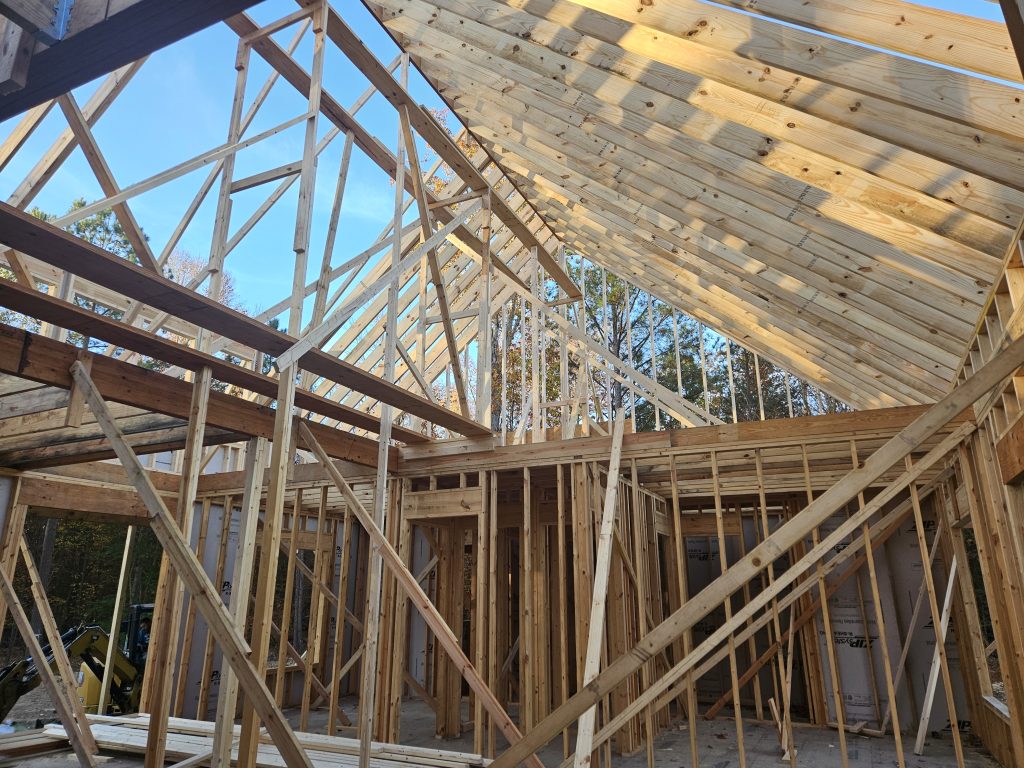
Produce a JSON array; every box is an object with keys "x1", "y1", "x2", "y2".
[{"x1": 2, "y1": 0, "x2": 833, "y2": 472}]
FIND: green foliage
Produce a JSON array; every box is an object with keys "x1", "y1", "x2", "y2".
[
  {"x1": 59, "y1": 199, "x2": 139, "y2": 262},
  {"x1": 14, "y1": 521, "x2": 162, "y2": 633}
]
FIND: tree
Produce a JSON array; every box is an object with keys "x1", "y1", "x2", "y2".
[
  {"x1": 488, "y1": 251, "x2": 848, "y2": 434},
  {"x1": 163, "y1": 248, "x2": 243, "y2": 310},
  {"x1": 54, "y1": 199, "x2": 138, "y2": 262},
  {"x1": 422, "y1": 107, "x2": 481, "y2": 195}
]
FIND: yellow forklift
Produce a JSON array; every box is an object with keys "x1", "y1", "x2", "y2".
[{"x1": 0, "y1": 603, "x2": 152, "y2": 720}]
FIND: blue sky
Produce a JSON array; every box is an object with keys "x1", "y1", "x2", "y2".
[
  {"x1": 0, "y1": 0, "x2": 1010, "y2": 322},
  {"x1": 0, "y1": 0, "x2": 449, "y2": 320},
  {"x1": 920, "y1": 1, "x2": 1001, "y2": 17}
]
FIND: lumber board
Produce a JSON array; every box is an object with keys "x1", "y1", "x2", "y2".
[
  {"x1": 409, "y1": 0, "x2": 1015, "y2": 259},
  {"x1": 0, "y1": 324, "x2": 386, "y2": 467},
  {"x1": 397, "y1": 404, "x2": 970, "y2": 474},
  {"x1": 402, "y1": 486, "x2": 484, "y2": 519},
  {"x1": 0, "y1": 1, "x2": 264, "y2": 120},
  {"x1": 554, "y1": 0, "x2": 1024, "y2": 138},
  {"x1": 709, "y1": 0, "x2": 1018, "y2": 84},
  {"x1": 40, "y1": 716, "x2": 490, "y2": 767},
  {"x1": 451, "y1": 84, "x2": 987, "y2": 341},
  {"x1": 0, "y1": 203, "x2": 488, "y2": 437},
  {"x1": 0, "y1": 18, "x2": 32, "y2": 95},
  {"x1": 0, "y1": 279, "x2": 427, "y2": 443},
  {"x1": 69, "y1": 361, "x2": 314, "y2": 768},
  {"x1": 0, "y1": 423, "x2": 238, "y2": 470},
  {"x1": 505, "y1": 176, "x2": 958, "y2": 405},
  {"x1": 995, "y1": 410, "x2": 1024, "y2": 483},
  {"x1": 1000, "y1": 1, "x2": 1024, "y2": 81},
  {"x1": 573, "y1": 412, "x2": 625, "y2": 764},
  {"x1": 15, "y1": 475, "x2": 167, "y2": 522}
]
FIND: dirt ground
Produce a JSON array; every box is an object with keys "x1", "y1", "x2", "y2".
[{"x1": 0, "y1": 647, "x2": 64, "y2": 728}]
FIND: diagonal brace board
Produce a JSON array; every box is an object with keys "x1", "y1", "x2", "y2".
[
  {"x1": 574, "y1": 410, "x2": 625, "y2": 766},
  {"x1": 490, "y1": 329, "x2": 1024, "y2": 768},
  {"x1": 275, "y1": 198, "x2": 483, "y2": 370},
  {"x1": 16, "y1": 537, "x2": 99, "y2": 755},
  {"x1": 0, "y1": 566, "x2": 97, "y2": 766},
  {"x1": 399, "y1": 103, "x2": 470, "y2": 417},
  {"x1": 296, "y1": 421, "x2": 547, "y2": 768},
  {"x1": 68, "y1": 361, "x2": 314, "y2": 768}
]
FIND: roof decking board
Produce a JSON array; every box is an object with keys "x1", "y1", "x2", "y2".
[
  {"x1": 377, "y1": 0, "x2": 1015, "y2": 264},
  {"x1": 365, "y1": 0, "x2": 1021, "y2": 408},
  {"x1": 377, "y1": 0, "x2": 1024, "y2": 205},
  {"x1": 705, "y1": 0, "x2": 1020, "y2": 85},
  {"x1": 454, "y1": 88, "x2": 981, "y2": 340},
  {"x1": 560, "y1": 0, "x2": 1024, "y2": 140}
]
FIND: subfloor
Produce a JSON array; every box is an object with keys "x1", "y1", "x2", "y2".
[{"x1": 9, "y1": 697, "x2": 1001, "y2": 767}]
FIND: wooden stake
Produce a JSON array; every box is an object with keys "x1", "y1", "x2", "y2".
[
  {"x1": 574, "y1": 410, "x2": 626, "y2": 767},
  {"x1": 98, "y1": 525, "x2": 135, "y2": 715},
  {"x1": 710, "y1": 450, "x2": 747, "y2": 768}
]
